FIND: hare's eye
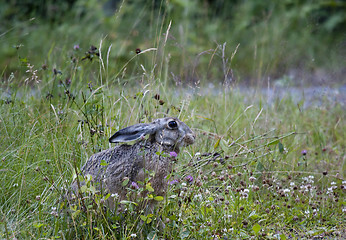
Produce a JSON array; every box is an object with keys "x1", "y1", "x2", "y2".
[{"x1": 168, "y1": 120, "x2": 178, "y2": 129}]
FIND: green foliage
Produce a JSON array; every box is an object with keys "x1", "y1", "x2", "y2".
[
  {"x1": 0, "y1": 0, "x2": 345, "y2": 86},
  {"x1": 1, "y1": 64, "x2": 345, "y2": 237}
]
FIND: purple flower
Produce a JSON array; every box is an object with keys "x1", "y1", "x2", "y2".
[
  {"x1": 73, "y1": 44, "x2": 80, "y2": 50},
  {"x1": 185, "y1": 175, "x2": 193, "y2": 183},
  {"x1": 168, "y1": 179, "x2": 179, "y2": 185},
  {"x1": 65, "y1": 78, "x2": 71, "y2": 86},
  {"x1": 301, "y1": 150, "x2": 307, "y2": 156},
  {"x1": 169, "y1": 151, "x2": 177, "y2": 158},
  {"x1": 131, "y1": 182, "x2": 139, "y2": 189}
]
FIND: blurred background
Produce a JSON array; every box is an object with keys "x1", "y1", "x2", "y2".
[{"x1": 1, "y1": 0, "x2": 345, "y2": 88}]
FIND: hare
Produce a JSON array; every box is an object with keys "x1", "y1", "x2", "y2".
[{"x1": 71, "y1": 117, "x2": 195, "y2": 206}]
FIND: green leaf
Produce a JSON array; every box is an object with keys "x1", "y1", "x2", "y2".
[
  {"x1": 20, "y1": 57, "x2": 28, "y2": 64},
  {"x1": 33, "y1": 222, "x2": 44, "y2": 229},
  {"x1": 280, "y1": 234, "x2": 287, "y2": 240},
  {"x1": 278, "y1": 142, "x2": 284, "y2": 153},
  {"x1": 249, "y1": 210, "x2": 259, "y2": 220},
  {"x1": 104, "y1": 193, "x2": 111, "y2": 200},
  {"x1": 71, "y1": 210, "x2": 80, "y2": 218},
  {"x1": 77, "y1": 175, "x2": 84, "y2": 182},
  {"x1": 121, "y1": 177, "x2": 129, "y2": 187},
  {"x1": 155, "y1": 151, "x2": 162, "y2": 156},
  {"x1": 80, "y1": 185, "x2": 87, "y2": 193},
  {"x1": 111, "y1": 224, "x2": 118, "y2": 229},
  {"x1": 89, "y1": 185, "x2": 96, "y2": 194},
  {"x1": 214, "y1": 138, "x2": 221, "y2": 149},
  {"x1": 141, "y1": 214, "x2": 153, "y2": 224},
  {"x1": 154, "y1": 196, "x2": 164, "y2": 201},
  {"x1": 120, "y1": 200, "x2": 138, "y2": 206},
  {"x1": 100, "y1": 160, "x2": 109, "y2": 166},
  {"x1": 180, "y1": 228, "x2": 190, "y2": 239},
  {"x1": 252, "y1": 223, "x2": 261, "y2": 234},
  {"x1": 146, "y1": 183, "x2": 154, "y2": 192},
  {"x1": 268, "y1": 139, "x2": 279, "y2": 146}
]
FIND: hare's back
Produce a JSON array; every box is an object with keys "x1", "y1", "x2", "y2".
[{"x1": 81, "y1": 144, "x2": 135, "y2": 175}]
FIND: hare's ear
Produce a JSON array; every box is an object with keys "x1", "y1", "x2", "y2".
[{"x1": 109, "y1": 123, "x2": 157, "y2": 143}]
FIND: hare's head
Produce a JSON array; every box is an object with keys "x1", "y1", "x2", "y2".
[{"x1": 109, "y1": 117, "x2": 195, "y2": 152}]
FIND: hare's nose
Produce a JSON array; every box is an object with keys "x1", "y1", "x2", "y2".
[{"x1": 184, "y1": 132, "x2": 195, "y2": 145}]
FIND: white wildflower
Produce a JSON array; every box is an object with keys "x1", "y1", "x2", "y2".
[
  {"x1": 326, "y1": 187, "x2": 333, "y2": 195},
  {"x1": 240, "y1": 191, "x2": 248, "y2": 199},
  {"x1": 50, "y1": 207, "x2": 58, "y2": 217},
  {"x1": 194, "y1": 194, "x2": 203, "y2": 201},
  {"x1": 283, "y1": 189, "x2": 290, "y2": 193},
  {"x1": 111, "y1": 193, "x2": 119, "y2": 199}
]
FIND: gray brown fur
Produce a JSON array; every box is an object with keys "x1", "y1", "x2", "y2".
[{"x1": 71, "y1": 117, "x2": 195, "y2": 203}]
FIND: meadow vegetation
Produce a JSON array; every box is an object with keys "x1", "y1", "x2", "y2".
[{"x1": 1, "y1": 0, "x2": 345, "y2": 239}]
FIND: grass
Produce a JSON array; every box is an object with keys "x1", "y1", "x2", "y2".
[
  {"x1": 0, "y1": 55, "x2": 345, "y2": 238},
  {"x1": 0, "y1": 1, "x2": 345, "y2": 239}
]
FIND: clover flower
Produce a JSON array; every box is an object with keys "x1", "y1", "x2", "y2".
[
  {"x1": 168, "y1": 179, "x2": 179, "y2": 185},
  {"x1": 169, "y1": 151, "x2": 178, "y2": 157},
  {"x1": 131, "y1": 182, "x2": 139, "y2": 189},
  {"x1": 249, "y1": 176, "x2": 256, "y2": 182},
  {"x1": 185, "y1": 175, "x2": 193, "y2": 183}
]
